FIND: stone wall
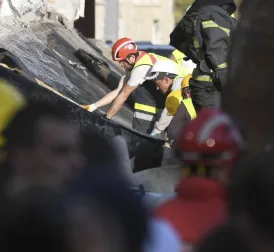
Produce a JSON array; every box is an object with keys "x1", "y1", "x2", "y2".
[{"x1": 95, "y1": 0, "x2": 175, "y2": 44}]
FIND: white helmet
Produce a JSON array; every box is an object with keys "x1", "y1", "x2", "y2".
[{"x1": 146, "y1": 60, "x2": 179, "y2": 80}]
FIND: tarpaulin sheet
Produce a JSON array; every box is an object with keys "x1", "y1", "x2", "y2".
[
  {"x1": 0, "y1": 20, "x2": 169, "y2": 171},
  {"x1": 0, "y1": 64, "x2": 164, "y2": 159}
]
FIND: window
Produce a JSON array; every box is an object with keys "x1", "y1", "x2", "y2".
[{"x1": 152, "y1": 19, "x2": 160, "y2": 44}]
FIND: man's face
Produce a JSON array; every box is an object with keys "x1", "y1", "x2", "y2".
[
  {"x1": 118, "y1": 55, "x2": 136, "y2": 72},
  {"x1": 154, "y1": 76, "x2": 172, "y2": 93},
  {"x1": 182, "y1": 87, "x2": 191, "y2": 99},
  {"x1": 15, "y1": 117, "x2": 84, "y2": 187}
]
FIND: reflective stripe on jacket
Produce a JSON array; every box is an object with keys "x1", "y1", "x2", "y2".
[{"x1": 132, "y1": 51, "x2": 170, "y2": 124}]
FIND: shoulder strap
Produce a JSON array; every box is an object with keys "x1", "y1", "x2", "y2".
[
  {"x1": 134, "y1": 51, "x2": 155, "y2": 69},
  {"x1": 135, "y1": 51, "x2": 147, "y2": 62},
  {"x1": 182, "y1": 98, "x2": 197, "y2": 120},
  {"x1": 147, "y1": 53, "x2": 157, "y2": 64}
]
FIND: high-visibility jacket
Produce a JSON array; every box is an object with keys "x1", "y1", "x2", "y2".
[
  {"x1": 172, "y1": 50, "x2": 196, "y2": 76},
  {"x1": 132, "y1": 51, "x2": 172, "y2": 133},
  {"x1": 172, "y1": 50, "x2": 186, "y2": 65},
  {"x1": 134, "y1": 51, "x2": 189, "y2": 76},
  {"x1": 133, "y1": 51, "x2": 165, "y2": 69}
]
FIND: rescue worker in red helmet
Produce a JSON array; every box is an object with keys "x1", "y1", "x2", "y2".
[
  {"x1": 83, "y1": 37, "x2": 188, "y2": 134},
  {"x1": 154, "y1": 108, "x2": 244, "y2": 250}
]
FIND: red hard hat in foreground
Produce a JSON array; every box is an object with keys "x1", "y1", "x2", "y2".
[
  {"x1": 176, "y1": 108, "x2": 243, "y2": 166},
  {"x1": 112, "y1": 37, "x2": 138, "y2": 62}
]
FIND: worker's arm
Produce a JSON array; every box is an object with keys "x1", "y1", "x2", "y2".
[
  {"x1": 150, "y1": 78, "x2": 183, "y2": 135},
  {"x1": 95, "y1": 75, "x2": 125, "y2": 108},
  {"x1": 105, "y1": 65, "x2": 151, "y2": 118},
  {"x1": 82, "y1": 75, "x2": 125, "y2": 112},
  {"x1": 106, "y1": 83, "x2": 137, "y2": 119},
  {"x1": 201, "y1": 20, "x2": 231, "y2": 90},
  {"x1": 167, "y1": 103, "x2": 191, "y2": 145},
  {"x1": 151, "y1": 108, "x2": 173, "y2": 136}
]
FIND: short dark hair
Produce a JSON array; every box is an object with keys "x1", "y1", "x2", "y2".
[
  {"x1": 0, "y1": 187, "x2": 70, "y2": 252},
  {"x1": 70, "y1": 173, "x2": 148, "y2": 252},
  {"x1": 2, "y1": 101, "x2": 69, "y2": 150}
]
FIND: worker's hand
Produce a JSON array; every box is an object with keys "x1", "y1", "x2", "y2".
[
  {"x1": 102, "y1": 114, "x2": 110, "y2": 121},
  {"x1": 150, "y1": 128, "x2": 162, "y2": 137},
  {"x1": 81, "y1": 104, "x2": 97, "y2": 112}
]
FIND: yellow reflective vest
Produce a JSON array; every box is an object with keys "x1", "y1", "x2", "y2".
[
  {"x1": 169, "y1": 76, "x2": 196, "y2": 120},
  {"x1": 132, "y1": 51, "x2": 169, "y2": 132},
  {"x1": 132, "y1": 51, "x2": 193, "y2": 130},
  {"x1": 182, "y1": 98, "x2": 197, "y2": 120},
  {"x1": 134, "y1": 51, "x2": 188, "y2": 77}
]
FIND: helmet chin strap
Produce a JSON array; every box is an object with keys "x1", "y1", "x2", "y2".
[{"x1": 125, "y1": 58, "x2": 135, "y2": 67}]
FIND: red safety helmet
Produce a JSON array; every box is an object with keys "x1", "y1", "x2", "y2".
[
  {"x1": 176, "y1": 108, "x2": 243, "y2": 166},
  {"x1": 112, "y1": 37, "x2": 138, "y2": 62}
]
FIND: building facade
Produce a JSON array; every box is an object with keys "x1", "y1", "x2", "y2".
[{"x1": 95, "y1": 0, "x2": 175, "y2": 45}]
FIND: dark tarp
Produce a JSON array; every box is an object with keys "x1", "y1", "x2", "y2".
[
  {"x1": 28, "y1": 22, "x2": 133, "y2": 128},
  {"x1": 0, "y1": 21, "x2": 170, "y2": 172},
  {"x1": 0, "y1": 53, "x2": 166, "y2": 172},
  {"x1": 0, "y1": 63, "x2": 165, "y2": 155}
]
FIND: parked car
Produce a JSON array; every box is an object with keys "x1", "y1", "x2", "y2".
[{"x1": 136, "y1": 43, "x2": 174, "y2": 57}]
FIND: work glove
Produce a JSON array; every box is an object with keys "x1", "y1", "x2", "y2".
[
  {"x1": 81, "y1": 103, "x2": 97, "y2": 112},
  {"x1": 150, "y1": 128, "x2": 162, "y2": 137}
]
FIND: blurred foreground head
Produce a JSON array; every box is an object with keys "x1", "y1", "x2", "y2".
[
  {"x1": 70, "y1": 169, "x2": 148, "y2": 252},
  {"x1": 154, "y1": 108, "x2": 244, "y2": 246},
  {"x1": 0, "y1": 187, "x2": 69, "y2": 252},
  {"x1": 81, "y1": 132, "x2": 125, "y2": 177},
  {"x1": 0, "y1": 179, "x2": 148, "y2": 252},
  {"x1": 176, "y1": 108, "x2": 244, "y2": 184},
  {"x1": 0, "y1": 101, "x2": 84, "y2": 196}
]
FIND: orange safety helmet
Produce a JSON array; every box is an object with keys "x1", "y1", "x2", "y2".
[{"x1": 112, "y1": 37, "x2": 138, "y2": 62}]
